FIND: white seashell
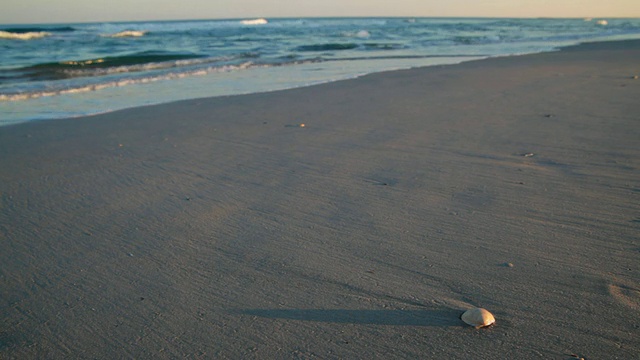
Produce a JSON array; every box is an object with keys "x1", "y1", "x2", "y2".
[{"x1": 461, "y1": 307, "x2": 495, "y2": 328}]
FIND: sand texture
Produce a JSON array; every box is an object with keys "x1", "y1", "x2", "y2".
[{"x1": 1, "y1": 40, "x2": 639, "y2": 359}]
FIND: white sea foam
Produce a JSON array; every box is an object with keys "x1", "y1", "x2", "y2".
[
  {"x1": 104, "y1": 30, "x2": 148, "y2": 38},
  {"x1": 241, "y1": 18, "x2": 268, "y2": 25},
  {"x1": 0, "y1": 31, "x2": 51, "y2": 40},
  {"x1": 596, "y1": 20, "x2": 608, "y2": 26}
]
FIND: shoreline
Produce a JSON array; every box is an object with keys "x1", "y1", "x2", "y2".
[
  {"x1": 1, "y1": 39, "x2": 639, "y2": 358},
  {"x1": 2, "y1": 36, "x2": 639, "y2": 127}
]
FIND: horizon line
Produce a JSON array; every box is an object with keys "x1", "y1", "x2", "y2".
[{"x1": 2, "y1": 15, "x2": 638, "y2": 26}]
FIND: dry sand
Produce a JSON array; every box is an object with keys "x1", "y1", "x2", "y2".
[{"x1": 1, "y1": 40, "x2": 639, "y2": 359}]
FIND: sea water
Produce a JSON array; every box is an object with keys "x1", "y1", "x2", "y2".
[{"x1": 1, "y1": 17, "x2": 640, "y2": 125}]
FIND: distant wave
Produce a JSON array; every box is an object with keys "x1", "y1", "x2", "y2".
[
  {"x1": 241, "y1": 18, "x2": 268, "y2": 25},
  {"x1": 103, "y1": 30, "x2": 149, "y2": 38},
  {"x1": 0, "y1": 31, "x2": 51, "y2": 40},
  {"x1": 342, "y1": 30, "x2": 371, "y2": 38},
  {"x1": 1, "y1": 26, "x2": 74, "y2": 33},
  {"x1": 296, "y1": 43, "x2": 359, "y2": 52}
]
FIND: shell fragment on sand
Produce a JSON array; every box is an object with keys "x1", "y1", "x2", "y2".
[{"x1": 461, "y1": 307, "x2": 496, "y2": 328}]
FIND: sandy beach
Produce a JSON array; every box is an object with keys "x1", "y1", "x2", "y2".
[{"x1": 1, "y1": 40, "x2": 639, "y2": 359}]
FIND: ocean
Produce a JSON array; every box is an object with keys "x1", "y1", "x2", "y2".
[{"x1": 1, "y1": 17, "x2": 640, "y2": 126}]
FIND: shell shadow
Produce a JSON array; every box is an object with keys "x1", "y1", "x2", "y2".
[{"x1": 241, "y1": 308, "x2": 463, "y2": 327}]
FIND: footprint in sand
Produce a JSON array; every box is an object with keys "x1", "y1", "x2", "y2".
[{"x1": 608, "y1": 282, "x2": 640, "y2": 311}]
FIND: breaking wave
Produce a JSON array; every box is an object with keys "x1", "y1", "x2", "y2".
[
  {"x1": 0, "y1": 62, "x2": 257, "y2": 102},
  {"x1": 241, "y1": 18, "x2": 268, "y2": 25},
  {"x1": 9, "y1": 52, "x2": 209, "y2": 81},
  {"x1": 0, "y1": 31, "x2": 51, "y2": 40},
  {"x1": 0, "y1": 26, "x2": 75, "y2": 40},
  {"x1": 104, "y1": 30, "x2": 149, "y2": 38}
]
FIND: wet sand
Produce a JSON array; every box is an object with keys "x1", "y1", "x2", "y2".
[{"x1": 1, "y1": 40, "x2": 639, "y2": 359}]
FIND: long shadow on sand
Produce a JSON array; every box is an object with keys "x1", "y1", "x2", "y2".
[{"x1": 241, "y1": 309, "x2": 463, "y2": 326}]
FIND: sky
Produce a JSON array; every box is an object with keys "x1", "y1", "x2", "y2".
[{"x1": 1, "y1": 0, "x2": 639, "y2": 24}]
